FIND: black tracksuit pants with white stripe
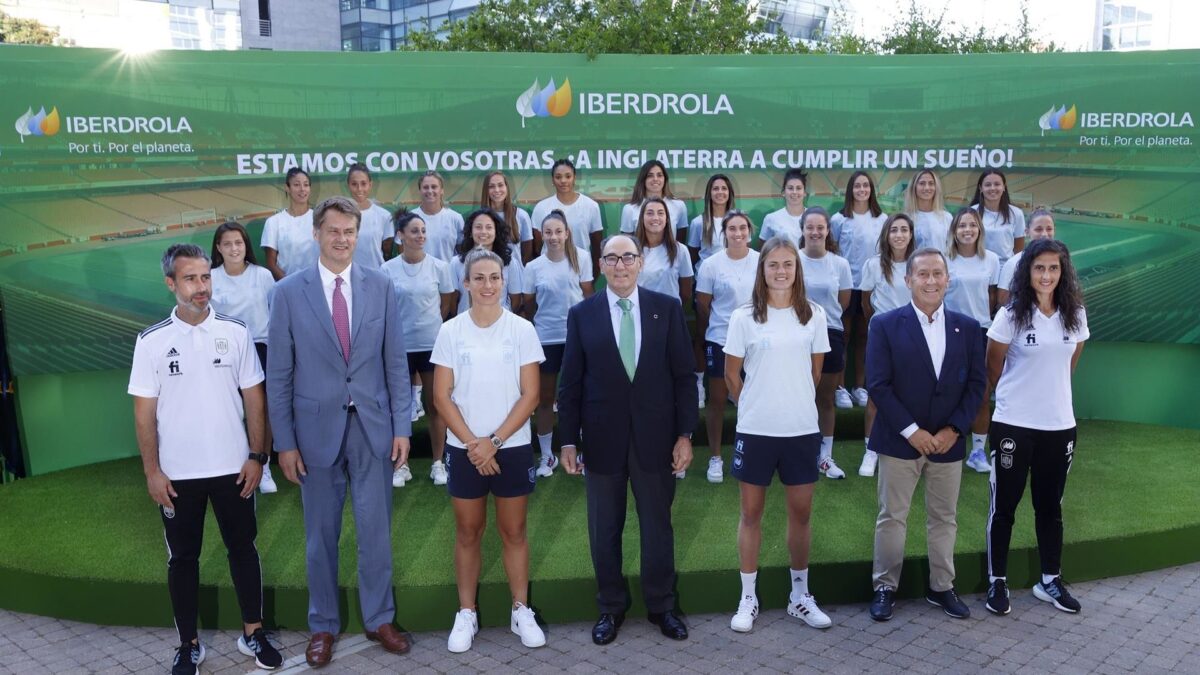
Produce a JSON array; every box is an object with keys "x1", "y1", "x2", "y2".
[
  {"x1": 161, "y1": 473, "x2": 262, "y2": 643},
  {"x1": 987, "y1": 421, "x2": 1076, "y2": 579}
]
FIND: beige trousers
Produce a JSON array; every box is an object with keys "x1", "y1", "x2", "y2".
[{"x1": 872, "y1": 453, "x2": 962, "y2": 592}]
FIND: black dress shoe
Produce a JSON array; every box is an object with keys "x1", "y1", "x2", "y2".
[
  {"x1": 592, "y1": 612, "x2": 624, "y2": 645},
  {"x1": 647, "y1": 610, "x2": 688, "y2": 640},
  {"x1": 869, "y1": 588, "x2": 895, "y2": 621},
  {"x1": 926, "y1": 588, "x2": 971, "y2": 619}
]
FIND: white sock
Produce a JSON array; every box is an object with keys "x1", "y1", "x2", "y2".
[
  {"x1": 820, "y1": 436, "x2": 834, "y2": 461},
  {"x1": 972, "y1": 433, "x2": 987, "y2": 453},
  {"x1": 740, "y1": 571, "x2": 757, "y2": 599},
  {"x1": 537, "y1": 432, "x2": 553, "y2": 459},
  {"x1": 1042, "y1": 573, "x2": 1058, "y2": 586},
  {"x1": 790, "y1": 568, "x2": 809, "y2": 601},
  {"x1": 696, "y1": 371, "x2": 705, "y2": 384},
  {"x1": 864, "y1": 437, "x2": 870, "y2": 452},
  {"x1": 990, "y1": 575, "x2": 1005, "y2": 584}
]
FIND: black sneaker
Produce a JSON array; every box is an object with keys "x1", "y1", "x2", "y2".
[
  {"x1": 1034, "y1": 577, "x2": 1081, "y2": 613},
  {"x1": 986, "y1": 579, "x2": 1011, "y2": 615},
  {"x1": 171, "y1": 641, "x2": 205, "y2": 675},
  {"x1": 238, "y1": 627, "x2": 283, "y2": 670},
  {"x1": 926, "y1": 588, "x2": 971, "y2": 619},
  {"x1": 869, "y1": 587, "x2": 895, "y2": 621}
]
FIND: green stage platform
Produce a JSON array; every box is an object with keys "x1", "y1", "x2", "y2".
[{"x1": 1, "y1": 419, "x2": 1197, "y2": 633}]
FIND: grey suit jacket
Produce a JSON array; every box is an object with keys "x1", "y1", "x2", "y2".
[{"x1": 266, "y1": 263, "x2": 411, "y2": 468}]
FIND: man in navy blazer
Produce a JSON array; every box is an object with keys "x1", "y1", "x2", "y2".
[
  {"x1": 865, "y1": 248, "x2": 986, "y2": 622},
  {"x1": 267, "y1": 196, "x2": 412, "y2": 666},
  {"x1": 557, "y1": 233, "x2": 698, "y2": 645}
]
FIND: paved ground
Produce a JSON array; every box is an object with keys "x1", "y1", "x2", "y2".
[{"x1": 1, "y1": 562, "x2": 1198, "y2": 674}]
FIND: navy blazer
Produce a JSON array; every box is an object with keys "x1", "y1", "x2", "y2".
[
  {"x1": 556, "y1": 287, "x2": 698, "y2": 475},
  {"x1": 865, "y1": 303, "x2": 986, "y2": 462}
]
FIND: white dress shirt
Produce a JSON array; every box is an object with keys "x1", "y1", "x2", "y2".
[
  {"x1": 318, "y1": 260, "x2": 353, "y2": 340},
  {"x1": 606, "y1": 286, "x2": 642, "y2": 367},
  {"x1": 900, "y1": 301, "x2": 946, "y2": 439}
]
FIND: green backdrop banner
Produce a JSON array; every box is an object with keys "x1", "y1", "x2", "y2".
[{"x1": 1, "y1": 47, "x2": 1199, "y2": 381}]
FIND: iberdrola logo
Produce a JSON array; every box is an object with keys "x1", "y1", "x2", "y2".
[
  {"x1": 15, "y1": 106, "x2": 61, "y2": 142},
  {"x1": 1038, "y1": 104, "x2": 1077, "y2": 136},
  {"x1": 516, "y1": 78, "x2": 571, "y2": 128}
]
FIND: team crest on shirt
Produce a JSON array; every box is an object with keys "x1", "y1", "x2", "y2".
[{"x1": 214, "y1": 338, "x2": 229, "y2": 355}]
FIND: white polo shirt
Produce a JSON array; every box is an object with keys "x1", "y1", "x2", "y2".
[
  {"x1": 989, "y1": 305, "x2": 1089, "y2": 431},
  {"x1": 128, "y1": 308, "x2": 264, "y2": 481}
]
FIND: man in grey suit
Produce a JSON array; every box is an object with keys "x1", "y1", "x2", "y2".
[{"x1": 267, "y1": 196, "x2": 412, "y2": 667}]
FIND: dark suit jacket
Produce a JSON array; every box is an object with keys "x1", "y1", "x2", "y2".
[
  {"x1": 266, "y1": 264, "x2": 411, "y2": 468},
  {"x1": 865, "y1": 303, "x2": 986, "y2": 463},
  {"x1": 557, "y1": 287, "x2": 698, "y2": 475}
]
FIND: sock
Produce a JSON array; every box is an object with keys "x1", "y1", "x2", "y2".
[
  {"x1": 740, "y1": 571, "x2": 757, "y2": 599},
  {"x1": 864, "y1": 437, "x2": 870, "y2": 452},
  {"x1": 820, "y1": 436, "x2": 834, "y2": 461},
  {"x1": 537, "y1": 432, "x2": 553, "y2": 459},
  {"x1": 790, "y1": 568, "x2": 809, "y2": 601},
  {"x1": 1042, "y1": 573, "x2": 1058, "y2": 586},
  {"x1": 972, "y1": 433, "x2": 987, "y2": 453},
  {"x1": 989, "y1": 575, "x2": 1005, "y2": 584}
]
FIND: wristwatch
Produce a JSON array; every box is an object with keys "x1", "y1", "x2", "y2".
[
  {"x1": 248, "y1": 452, "x2": 269, "y2": 465},
  {"x1": 489, "y1": 434, "x2": 503, "y2": 449}
]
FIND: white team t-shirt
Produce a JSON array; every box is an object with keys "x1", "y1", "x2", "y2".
[
  {"x1": 210, "y1": 264, "x2": 275, "y2": 343},
  {"x1": 972, "y1": 204, "x2": 1026, "y2": 265},
  {"x1": 859, "y1": 256, "x2": 911, "y2": 315},
  {"x1": 521, "y1": 249, "x2": 593, "y2": 345},
  {"x1": 760, "y1": 208, "x2": 804, "y2": 248},
  {"x1": 430, "y1": 310, "x2": 545, "y2": 448},
  {"x1": 504, "y1": 208, "x2": 534, "y2": 262},
  {"x1": 696, "y1": 249, "x2": 760, "y2": 345},
  {"x1": 449, "y1": 255, "x2": 524, "y2": 314},
  {"x1": 946, "y1": 251, "x2": 1001, "y2": 327},
  {"x1": 687, "y1": 214, "x2": 725, "y2": 265},
  {"x1": 619, "y1": 198, "x2": 689, "y2": 234},
  {"x1": 380, "y1": 254, "x2": 454, "y2": 352},
  {"x1": 354, "y1": 202, "x2": 392, "y2": 270},
  {"x1": 913, "y1": 209, "x2": 952, "y2": 252},
  {"x1": 530, "y1": 193, "x2": 604, "y2": 255},
  {"x1": 261, "y1": 209, "x2": 317, "y2": 276},
  {"x1": 639, "y1": 241, "x2": 694, "y2": 300},
  {"x1": 799, "y1": 251, "x2": 853, "y2": 332},
  {"x1": 395, "y1": 206, "x2": 463, "y2": 263},
  {"x1": 831, "y1": 211, "x2": 888, "y2": 288},
  {"x1": 989, "y1": 305, "x2": 1089, "y2": 431},
  {"x1": 128, "y1": 308, "x2": 264, "y2": 480},
  {"x1": 997, "y1": 250, "x2": 1024, "y2": 292},
  {"x1": 724, "y1": 304, "x2": 830, "y2": 437}
]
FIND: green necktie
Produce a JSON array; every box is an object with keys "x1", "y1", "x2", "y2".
[{"x1": 617, "y1": 298, "x2": 636, "y2": 381}]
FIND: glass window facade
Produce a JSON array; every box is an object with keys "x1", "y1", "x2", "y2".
[
  {"x1": 1100, "y1": 1, "x2": 1153, "y2": 50},
  {"x1": 340, "y1": 0, "x2": 483, "y2": 49}
]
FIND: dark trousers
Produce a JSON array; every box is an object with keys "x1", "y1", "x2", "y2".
[
  {"x1": 160, "y1": 473, "x2": 262, "y2": 644},
  {"x1": 986, "y1": 421, "x2": 1076, "y2": 578},
  {"x1": 585, "y1": 443, "x2": 677, "y2": 614}
]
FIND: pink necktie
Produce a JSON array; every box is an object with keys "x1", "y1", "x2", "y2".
[{"x1": 333, "y1": 276, "x2": 350, "y2": 364}]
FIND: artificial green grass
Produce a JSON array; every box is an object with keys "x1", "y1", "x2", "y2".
[{"x1": 0, "y1": 419, "x2": 1196, "y2": 592}]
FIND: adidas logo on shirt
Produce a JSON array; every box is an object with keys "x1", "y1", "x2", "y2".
[{"x1": 167, "y1": 347, "x2": 180, "y2": 357}]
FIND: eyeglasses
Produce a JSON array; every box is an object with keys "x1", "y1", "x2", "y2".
[{"x1": 600, "y1": 253, "x2": 641, "y2": 267}]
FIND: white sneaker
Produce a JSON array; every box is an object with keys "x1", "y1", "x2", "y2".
[
  {"x1": 788, "y1": 593, "x2": 832, "y2": 628},
  {"x1": 430, "y1": 460, "x2": 448, "y2": 486},
  {"x1": 411, "y1": 396, "x2": 425, "y2": 422},
  {"x1": 536, "y1": 455, "x2": 558, "y2": 478},
  {"x1": 258, "y1": 465, "x2": 278, "y2": 494},
  {"x1": 697, "y1": 378, "x2": 706, "y2": 408},
  {"x1": 730, "y1": 594, "x2": 758, "y2": 633},
  {"x1": 706, "y1": 456, "x2": 724, "y2": 483},
  {"x1": 834, "y1": 386, "x2": 853, "y2": 409},
  {"x1": 966, "y1": 448, "x2": 990, "y2": 473},
  {"x1": 392, "y1": 463, "x2": 413, "y2": 488},
  {"x1": 447, "y1": 608, "x2": 478, "y2": 653},
  {"x1": 674, "y1": 470, "x2": 686, "y2": 480},
  {"x1": 851, "y1": 387, "x2": 869, "y2": 407},
  {"x1": 510, "y1": 603, "x2": 546, "y2": 648},
  {"x1": 820, "y1": 457, "x2": 846, "y2": 480},
  {"x1": 858, "y1": 450, "x2": 878, "y2": 477}
]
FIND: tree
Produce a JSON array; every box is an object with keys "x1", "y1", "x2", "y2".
[
  {"x1": 0, "y1": 11, "x2": 69, "y2": 46},
  {"x1": 874, "y1": 1, "x2": 1056, "y2": 55}
]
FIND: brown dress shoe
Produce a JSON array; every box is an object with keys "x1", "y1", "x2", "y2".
[
  {"x1": 365, "y1": 623, "x2": 411, "y2": 654},
  {"x1": 306, "y1": 632, "x2": 335, "y2": 668}
]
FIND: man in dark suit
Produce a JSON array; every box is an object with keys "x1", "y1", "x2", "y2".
[
  {"x1": 865, "y1": 247, "x2": 986, "y2": 622},
  {"x1": 267, "y1": 196, "x2": 412, "y2": 667},
  {"x1": 557, "y1": 233, "x2": 698, "y2": 645}
]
